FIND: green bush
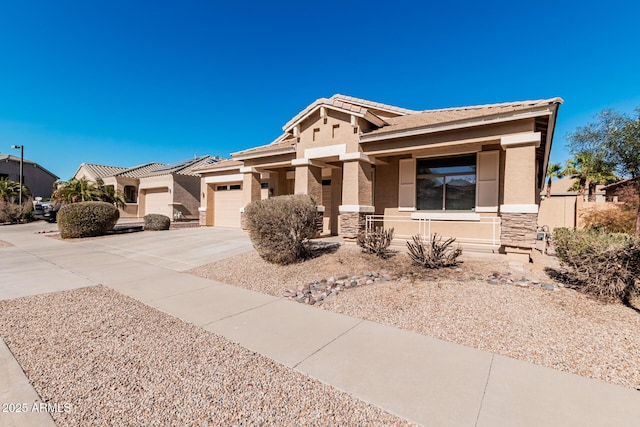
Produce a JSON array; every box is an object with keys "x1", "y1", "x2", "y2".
[
  {"x1": 244, "y1": 194, "x2": 317, "y2": 265},
  {"x1": 406, "y1": 233, "x2": 462, "y2": 269},
  {"x1": 57, "y1": 201, "x2": 119, "y2": 238},
  {"x1": 553, "y1": 228, "x2": 640, "y2": 302},
  {"x1": 357, "y1": 226, "x2": 395, "y2": 258},
  {"x1": 144, "y1": 214, "x2": 171, "y2": 231}
]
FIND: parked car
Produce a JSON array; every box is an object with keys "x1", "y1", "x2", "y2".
[{"x1": 33, "y1": 201, "x2": 61, "y2": 223}]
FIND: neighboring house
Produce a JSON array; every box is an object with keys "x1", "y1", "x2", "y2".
[
  {"x1": 196, "y1": 94, "x2": 562, "y2": 260},
  {"x1": 603, "y1": 177, "x2": 640, "y2": 203},
  {"x1": 0, "y1": 154, "x2": 59, "y2": 198},
  {"x1": 72, "y1": 156, "x2": 219, "y2": 220}
]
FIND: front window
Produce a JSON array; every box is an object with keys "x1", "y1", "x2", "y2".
[
  {"x1": 124, "y1": 186, "x2": 137, "y2": 203},
  {"x1": 416, "y1": 155, "x2": 476, "y2": 211}
]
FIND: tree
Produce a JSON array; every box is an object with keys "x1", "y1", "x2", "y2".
[
  {"x1": 563, "y1": 151, "x2": 616, "y2": 201},
  {"x1": 569, "y1": 108, "x2": 640, "y2": 235},
  {"x1": 52, "y1": 178, "x2": 102, "y2": 204},
  {"x1": 545, "y1": 162, "x2": 565, "y2": 198},
  {"x1": 97, "y1": 183, "x2": 126, "y2": 209},
  {"x1": 0, "y1": 178, "x2": 30, "y2": 202}
]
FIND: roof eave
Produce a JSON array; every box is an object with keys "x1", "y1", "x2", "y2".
[
  {"x1": 359, "y1": 104, "x2": 562, "y2": 143},
  {"x1": 232, "y1": 146, "x2": 296, "y2": 161}
]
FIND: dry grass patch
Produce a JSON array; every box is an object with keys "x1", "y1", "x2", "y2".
[{"x1": 190, "y1": 245, "x2": 640, "y2": 390}]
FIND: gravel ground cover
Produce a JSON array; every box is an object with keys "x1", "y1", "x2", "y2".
[
  {"x1": 190, "y1": 246, "x2": 640, "y2": 391},
  {"x1": 0, "y1": 286, "x2": 410, "y2": 426}
]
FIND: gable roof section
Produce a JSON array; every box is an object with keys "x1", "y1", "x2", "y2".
[
  {"x1": 282, "y1": 94, "x2": 417, "y2": 133},
  {"x1": 361, "y1": 98, "x2": 564, "y2": 141},
  {"x1": 74, "y1": 163, "x2": 128, "y2": 180},
  {"x1": 232, "y1": 133, "x2": 297, "y2": 160},
  {"x1": 114, "y1": 162, "x2": 165, "y2": 178},
  {"x1": 141, "y1": 156, "x2": 219, "y2": 177},
  {"x1": 0, "y1": 154, "x2": 60, "y2": 180}
]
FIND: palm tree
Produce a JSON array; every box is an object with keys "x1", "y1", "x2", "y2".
[
  {"x1": 52, "y1": 178, "x2": 102, "y2": 204},
  {"x1": 545, "y1": 163, "x2": 564, "y2": 198},
  {"x1": 565, "y1": 151, "x2": 617, "y2": 201},
  {"x1": 98, "y1": 184, "x2": 126, "y2": 209},
  {"x1": 0, "y1": 178, "x2": 30, "y2": 202}
]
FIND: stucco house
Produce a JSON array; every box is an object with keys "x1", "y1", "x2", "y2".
[
  {"x1": 196, "y1": 94, "x2": 562, "y2": 260},
  {"x1": 73, "y1": 156, "x2": 218, "y2": 220},
  {"x1": 0, "y1": 154, "x2": 59, "y2": 198}
]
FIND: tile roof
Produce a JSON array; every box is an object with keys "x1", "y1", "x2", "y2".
[
  {"x1": 141, "y1": 156, "x2": 219, "y2": 177},
  {"x1": 78, "y1": 163, "x2": 128, "y2": 179},
  {"x1": 115, "y1": 163, "x2": 165, "y2": 178},
  {"x1": 282, "y1": 94, "x2": 416, "y2": 131},
  {"x1": 232, "y1": 134, "x2": 296, "y2": 159},
  {"x1": 192, "y1": 159, "x2": 243, "y2": 172},
  {"x1": 0, "y1": 155, "x2": 60, "y2": 179},
  {"x1": 364, "y1": 98, "x2": 564, "y2": 137}
]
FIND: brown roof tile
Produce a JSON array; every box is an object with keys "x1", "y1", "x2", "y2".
[{"x1": 365, "y1": 98, "x2": 563, "y2": 137}]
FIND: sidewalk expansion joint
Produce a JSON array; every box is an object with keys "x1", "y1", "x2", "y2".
[
  {"x1": 292, "y1": 319, "x2": 365, "y2": 369},
  {"x1": 15, "y1": 247, "x2": 98, "y2": 285},
  {"x1": 200, "y1": 297, "x2": 283, "y2": 327},
  {"x1": 475, "y1": 353, "x2": 495, "y2": 427}
]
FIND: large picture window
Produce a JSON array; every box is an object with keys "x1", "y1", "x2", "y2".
[{"x1": 416, "y1": 155, "x2": 476, "y2": 211}]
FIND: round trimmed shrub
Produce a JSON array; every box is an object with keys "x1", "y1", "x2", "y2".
[
  {"x1": 144, "y1": 214, "x2": 171, "y2": 231},
  {"x1": 244, "y1": 194, "x2": 318, "y2": 265},
  {"x1": 58, "y1": 201, "x2": 119, "y2": 238}
]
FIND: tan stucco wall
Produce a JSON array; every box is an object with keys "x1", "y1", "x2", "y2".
[
  {"x1": 538, "y1": 196, "x2": 576, "y2": 230},
  {"x1": 342, "y1": 160, "x2": 372, "y2": 206},
  {"x1": 297, "y1": 109, "x2": 361, "y2": 156},
  {"x1": 501, "y1": 144, "x2": 537, "y2": 205},
  {"x1": 173, "y1": 174, "x2": 201, "y2": 219}
]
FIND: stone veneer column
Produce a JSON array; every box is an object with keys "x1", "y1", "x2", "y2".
[
  {"x1": 339, "y1": 155, "x2": 374, "y2": 240},
  {"x1": 500, "y1": 132, "x2": 541, "y2": 261}
]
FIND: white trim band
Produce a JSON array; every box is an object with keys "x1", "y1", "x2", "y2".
[
  {"x1": 198, "y1": 207, "x2": 207, "y2": 212},
  {"x1": 339, "y1": 152, "x2": 373, "y2": 163},
  {"x1": 475, "y1": 206, "x2": 498, "y2": 213},
  {"x1": 411, "y1": 212, "x2": 480, "y2": 221},
  {"x1": 339, "y1": 205, "x2": 375, "y2": 213},
  {"x1": 204, "y1": 174, "x2": 243, "y2": 184},
  {"x1": 500, "y1": 204, "x2": 539, "y2": 214},
  {"x1": 500, "y1": 132, "x2": 541, "y2": 148}
]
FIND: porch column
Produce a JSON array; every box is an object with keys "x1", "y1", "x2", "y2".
[
  {"x1": 241, "y1": 167, "x2": 262, "y2": 229},
  {"x1": 293, "y1": 160, "x2": 324, "y2": 233},
  {"x1": 338, "y1": 154, "x2": 374, "y2": 239},
  {"x1": 500, "y1": 132, "x2": 541, "y2": 261}
]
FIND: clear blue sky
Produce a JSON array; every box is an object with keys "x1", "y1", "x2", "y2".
[{"x1": 1, "y1": 0, "x2": 639, "y2": 180}]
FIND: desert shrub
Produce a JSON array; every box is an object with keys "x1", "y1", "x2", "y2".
[
  {"x1": 406, "y1": 233, "x2": 462, "y2": 269},
  {"x1": 57, "y1": 201, "x2": 119, "y2": 238},
  {"x1": 357, "y1": 226, "x2": 394, "y2": 259},
  {"x1": 244, "y1": 194, "x2": 317, "y2": 265},
  {"x1": 580, "y1": 202, "x2": 637, "y2": 234},
  {"x1": 144, "y1": 214, "x2": 171, "y2": 231},
  {"x1": 553, "y1": 228, "x2": 640, "y2": 302},
  {"x1": 0, "y1": 199, "x2": 34, "y2": 223}
]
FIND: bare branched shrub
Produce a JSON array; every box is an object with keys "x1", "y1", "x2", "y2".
[
  {"x1": 0, "y1": 199, "x2": 34, "y2": 223},
  {"x1": 244, "y1": 195, "x2": 317, "y2": 265},
  {"x1": 406, "y1": 233, "x2": 462, "y2": 269},
  {"x1": 553, "y1": 228, "x2": 640, "y2": 302},
  {"x1": 357, "y1": 226, "x2": 394, "y2": 259},
  {"x1": 580, "y1": 202, "x2": 637, "y2": 234}
]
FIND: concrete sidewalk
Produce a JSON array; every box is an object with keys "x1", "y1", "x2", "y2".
[{"x1": 1, "y1": 223, "x2": 639, "y2": 426}]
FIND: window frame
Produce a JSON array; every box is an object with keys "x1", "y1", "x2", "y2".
[{"x1": 415, "y1": 154, "x2": 477, "y2": 212}]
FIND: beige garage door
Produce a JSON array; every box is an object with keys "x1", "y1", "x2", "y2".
[
  {"x1": 214, "y1": 186, "x2": 243, "y2": 228},
  {"x1": 144, "y1": 188, "x2": 171, "y2": 218}
]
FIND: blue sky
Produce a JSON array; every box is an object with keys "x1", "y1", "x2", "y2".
[{"x1": 1, "y1": 1, "x2": 639, "y2": 180}]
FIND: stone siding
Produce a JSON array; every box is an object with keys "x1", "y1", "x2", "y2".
[
  {"x1": 199, "y1": 210, "x2": 207, "y2": 226},
  {"x1": 339, "y1": 212, "x2": 367, "y2": 239},
  {"x1": 500, "y1": 212, "x2": 538, "y2": 248}
]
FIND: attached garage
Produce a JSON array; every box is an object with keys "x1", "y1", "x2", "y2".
[
  {"x1": 143, "y1": 187, "x2": 171, "y2": 218},
  {"x1": 214, "y1": 184, "x2": 243, "y2": 228}
]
